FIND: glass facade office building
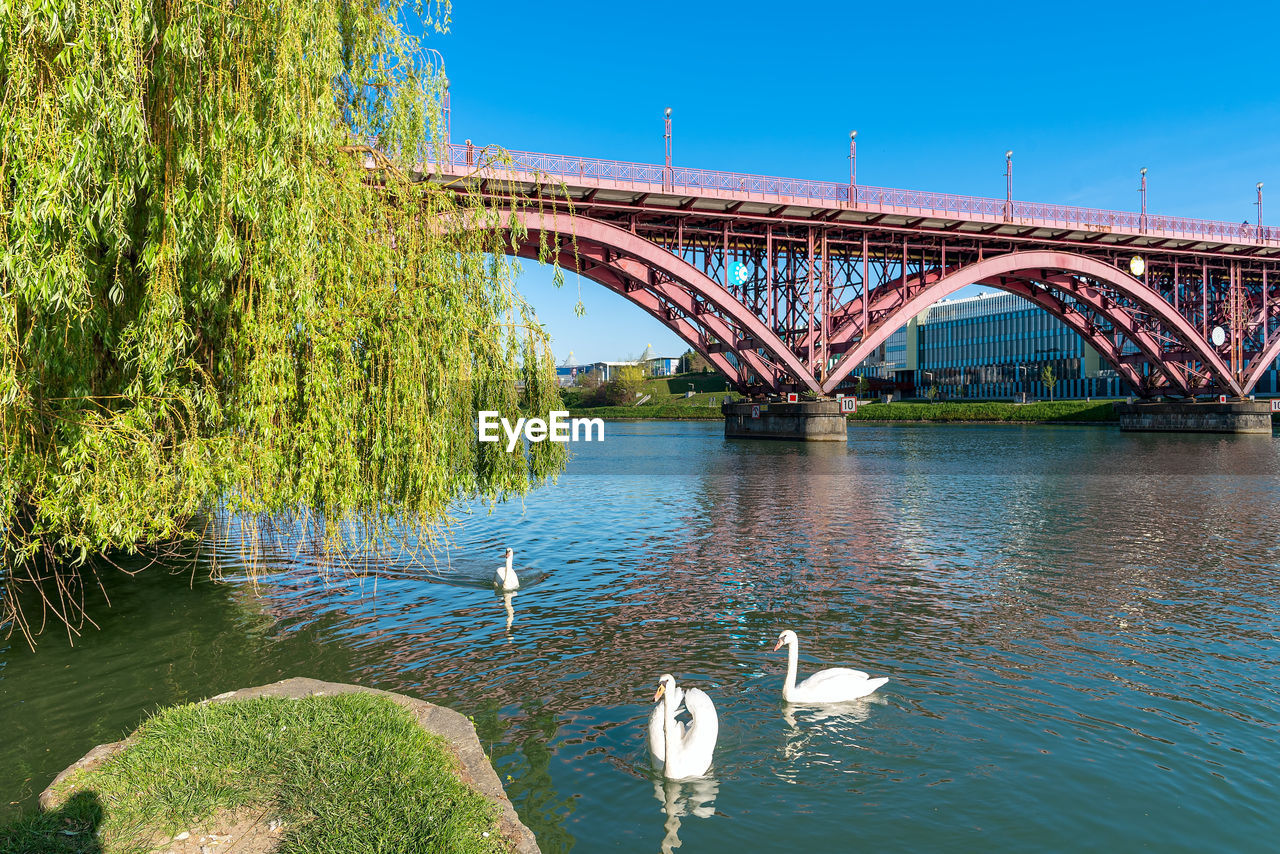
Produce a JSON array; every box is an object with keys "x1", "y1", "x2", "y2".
[
  {"x1": 1256, "y1": 365, "x2": 1280, "y2": 394},
  {"x1": 857, "y1": 291, "x2": 1132, "y2": 399}
]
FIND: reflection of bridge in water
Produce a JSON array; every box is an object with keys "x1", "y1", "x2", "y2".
[{"x1": 429, "y1": 142, "x2": 1278, "y2": 398}]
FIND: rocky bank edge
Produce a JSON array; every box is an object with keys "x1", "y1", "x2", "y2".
[{"x1": 39, "y1": 677, "x2": 540, "y2": 854}]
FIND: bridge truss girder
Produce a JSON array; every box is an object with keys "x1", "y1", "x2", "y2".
[{"x1": 491, "y1": 196, "x2": 1280, "y2": 398}]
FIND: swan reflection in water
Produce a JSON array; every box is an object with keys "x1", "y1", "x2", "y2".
[
  {"x1": 782, "y1": 698, "x2": 875, "y2": 729},
  {"x1": 498, "y1": 590, "x2": 515, "y2": 634},
  {"x1": 653, "y1": 775, "x2": 719, "y2": 853},
  {"x1": 778, "y1": 698, "x2": 883, "y2": 780}
]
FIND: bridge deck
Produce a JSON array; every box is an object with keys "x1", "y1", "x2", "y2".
[{"x1": 427, "y1": 143, "x2": 1277, "y2": 258}]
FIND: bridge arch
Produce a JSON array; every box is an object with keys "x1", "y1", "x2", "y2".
[
  {"x1": 820, "y1": 251, "x2": 1242, "y2": 397},
  {"x1": 825, "y1": 269, "x2": 1174, "y2": 395},
  {"x1": 502, "y1": 209, "x2": 821, "y2": 393},
  {"x1": 511, "y1": 242, "x2": 756, "y2": 388}
]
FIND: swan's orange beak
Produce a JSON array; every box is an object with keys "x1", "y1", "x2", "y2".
[
  {"x1": 653, "y1": 683, "x2": 666, "y2": 703},
  {"x1": 772, "y1": 638, "x2": 783, "y2": 651}
]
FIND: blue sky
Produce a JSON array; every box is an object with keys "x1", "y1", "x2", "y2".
[{"x1": 428, "y1": 1, "x2": 1279, "y2": 364}]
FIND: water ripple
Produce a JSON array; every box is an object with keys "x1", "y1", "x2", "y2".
[{"x1": 3, "y1": 423, "x2": 1279, "y2": 853}]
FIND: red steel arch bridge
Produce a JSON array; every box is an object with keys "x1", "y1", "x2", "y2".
[{"x1": 427, "y1": 142, "x2": 1279, "y2": 398}]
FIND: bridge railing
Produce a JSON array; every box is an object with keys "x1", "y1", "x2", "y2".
[{"x1": 435, "y1": 144, "x2": 1276, "y2": 247}]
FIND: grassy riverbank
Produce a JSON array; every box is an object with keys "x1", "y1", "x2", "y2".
[
  {"x1": 563, "y1": 371, "x2": 1131, "y2": 423},
  {"x1": 563, "y1": 371, "x2": 735, "y2": 419},
  {"x1": 2, "y1": 693, "x2": 504, "y2": 854},
  {"x1": 848, "y1": 399, "x2": 1121, "y2": 423},
  {"x1": 567, "y1": 404, "x2": 724, "y2": 420},
  {"x1": 564, "y1": 389, "x2": 1121, "y2": 424}
]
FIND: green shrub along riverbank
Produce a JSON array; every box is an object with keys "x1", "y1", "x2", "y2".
[{"x1": 2, "y1": 694, "x2": 505, "y2": 854}]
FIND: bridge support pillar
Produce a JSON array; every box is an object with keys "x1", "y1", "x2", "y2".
[
  {"x1": 1114, "y1": 400, "x2": 1273, "y2": 434},
  {"x1": 723, "y1": 399, "x2": 848, "y2": 442}
]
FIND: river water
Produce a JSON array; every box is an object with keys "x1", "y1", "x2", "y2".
[{"x1": 4, "y1": 422, "x2": 1280, "y2": 852}]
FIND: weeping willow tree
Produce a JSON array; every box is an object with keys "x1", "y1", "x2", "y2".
[{"x1": 0, "y1": 0, "x2": 568, "y2": 640}]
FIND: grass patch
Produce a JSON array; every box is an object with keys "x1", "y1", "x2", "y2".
[
  {"x1": 566, "y1": 404, "x2": 724, "y2": 420},
  {"x1": 561, "y1": 371, "x2": 734, "y2": 412},
  {"x1": 847, "y1": 399, "x2": 1120, "y2": 423},
  {"x1": 0, "y1": 694, "x2": 504, "y2": 854},
  {"x1": 640, "y1": 372, "x2": 730, "y2": 396},
  {"x1": 563, "y1": 372, "x2": 735, "y2": 419},
  {"x1": 565, "y1": 396, "x2": 1120, "y2": 423}
]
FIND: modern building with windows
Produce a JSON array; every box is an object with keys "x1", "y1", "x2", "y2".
[
  {"x1": 853, "y1": 291, "x2": 1133, "y2": 399},
  {"x1": 555, "y1": 344, "x2": 681, "y2": 386},
  {"x1": 638, "y1": 343, "x2": 681, "y2": 377},
  {"x1": 1256, "y1": 363, "x2": 1280, "y2": 394}
]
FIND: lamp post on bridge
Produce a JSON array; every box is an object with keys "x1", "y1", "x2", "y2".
[
  {"x1": 1139, "y1": 168, "x2": 1148, "y2": 233},
  {"x1": 1257, "y1": 182, "x2": 1265, "y2": 241},
  {"x1": 1004, "y1": 150, "x2": 1013, "y2": 221},
  {"x1": 849, "y1": 130, "x2": 858, "y2": 204},
  {"x1": 664, "y1": 108, "x2": 673, "y2": 192},
  {"x1": 424, "y1": 48, "x2": 450, "y2": 150}
]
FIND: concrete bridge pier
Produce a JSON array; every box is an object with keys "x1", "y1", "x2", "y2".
[
  {"x1": 1114, "y1": 399, "x2": 1274, "y2": 434},
  {"x1": 723, "y1": 399, "x2": 848, "y2": 441}
]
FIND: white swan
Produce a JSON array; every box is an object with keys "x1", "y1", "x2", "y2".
[
  {"x1": 647, "y1": 679, "x2": 686, "y2": 763},
  {"x1": 773, "y1": 629, "x2": 888, "y2": 703},
  {"x1": 651, "y1": 674, "x2": 717, "y2": 780},
  {"x1": 493, "y1": 548, "x2": 519, "y2": 591}
]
